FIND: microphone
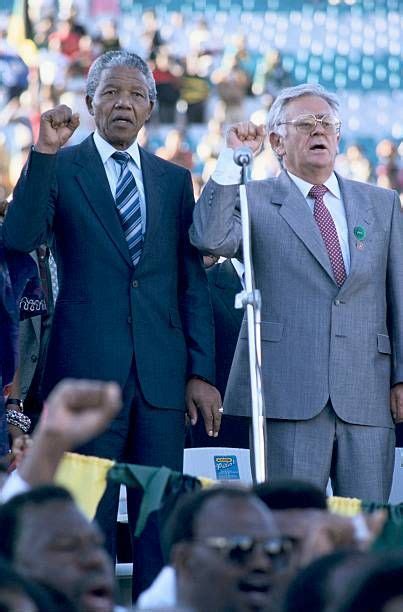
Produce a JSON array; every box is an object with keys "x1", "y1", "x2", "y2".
[{"x1": 233, "y1": 147, "x2": 253, "y2": 166}]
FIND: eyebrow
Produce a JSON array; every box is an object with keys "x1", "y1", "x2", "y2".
[
  {"x1": 292, "y1": 112, "x2": 332, "y2": 117},
  {"x1": 101, "y1": 80, "x2": 148, "y2": 89}
]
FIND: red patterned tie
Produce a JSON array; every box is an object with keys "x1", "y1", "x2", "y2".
[{"x1": 309, "y1": 184, "x2": 346, "y2": 286}]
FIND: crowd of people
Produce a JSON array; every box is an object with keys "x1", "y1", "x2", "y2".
[
  {"x1": 0, "y1": 4, "x2": 402, "y2": 205},
  {"x1": 1, "y1": 1, "x2": 403, "y2": 611},
  {"x1": 1, "y1": 382, "x2": 403, "y2": 611}
]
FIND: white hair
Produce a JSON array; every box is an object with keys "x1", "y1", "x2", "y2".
[{"x1": 267, "y1": 83, "x2": 340, "y2": 163}]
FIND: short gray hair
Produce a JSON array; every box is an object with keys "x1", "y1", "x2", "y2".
[
  {"x1": 267, "y1": 83, "x2": 340, "y2": 164},
  {"x1": 86, "y1": 50, "x2": 157, "y2": 102},
  {"x1": 267, "y1": 83, "x2": 340, "y2": 134}
]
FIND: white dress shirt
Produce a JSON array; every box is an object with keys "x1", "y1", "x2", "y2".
[
  {"x1": 93, "y1": 131, "x2": 146, "y2": 235},
  {"x1": 0, "y1": 470, "x2": 30, "y2": 503},
  {"x1": 212, "y1": 147, "x2": 242, "y2": 185},
  {"x1": 136, "y1": 565, "x2": 176, "y2": 609},
  {"x1": 287, "y1": 170, "x2": 350, "y2": 274},
  {"x1": 212, "y1": 148, "x2": 350, "y2": 274}
]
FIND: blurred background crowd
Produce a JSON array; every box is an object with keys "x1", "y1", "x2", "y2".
[{"x1": 0, "y1": 0, "x2": 402, "y2": 208}]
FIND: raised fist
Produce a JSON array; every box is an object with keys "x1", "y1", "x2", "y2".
[
  {"x1": 226, "y1": 121, "x2": 266, "y2": 156},
  {"x1": 35, "y1": 105, "x2": 80, "y2": 154}
]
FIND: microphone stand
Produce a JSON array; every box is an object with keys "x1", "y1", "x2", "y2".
[{"x1": 233, "y1": 148, "x2": 267, "y2": 484}]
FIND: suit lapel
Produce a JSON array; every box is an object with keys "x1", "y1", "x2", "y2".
[
  {"x1": 337, "y1": 174, "x2": 374, "y2": 290},
  {"x1": 273, "y1": 171, "x2": 335, "y2": 283},
  {"x1": 73, "y1": 135, "x2": 132, "y2": 267},
  {"x1": 138, "y1": 148, "x2": 166, "y2": 267}
]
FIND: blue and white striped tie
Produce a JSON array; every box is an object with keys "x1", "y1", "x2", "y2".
[{"x1": 112, "y1": 151, "x2": 143, "y2": 267}]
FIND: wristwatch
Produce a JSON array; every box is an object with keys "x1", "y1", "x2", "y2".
[{"x1": 5, "y1": 398, "x2": 24, "y2": 412}]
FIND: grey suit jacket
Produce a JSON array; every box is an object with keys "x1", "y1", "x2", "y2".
[{"x1": 190, "y1": 171, "x2": 403, "y2": 427}]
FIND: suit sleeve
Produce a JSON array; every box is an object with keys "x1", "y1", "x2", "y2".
[
  {"x1": 178, "y1": 171, "x2": 216, "y2": 383},
  {"x1": 3, "y1": 150, "x2": 57, "y2": 253},
  {"x1": 189, "y1": 178, "x2": 243, "y2": 259},
  {"x1": 387, "y1": 190, "x2": 403, "y2": 386}
]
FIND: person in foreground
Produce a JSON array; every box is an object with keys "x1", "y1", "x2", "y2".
[
  {"x1": 190, "y1": 83, "x2": 403, "y2": 503},
  {"x1": 168, "y1": 486, "x2": 292, "y2": 612},
  {"x1": 3, "y1": 49, "x2": 220, "y2": 594},
  {"x1": 0, "y1": 485, "x2": 115, "y2": 612},
  {"x1": 0, "y1": 379, "x2": 124, "y2": 612},
  {"x1": 0, "y1": 378, "x2": 121, "y2": 501}
]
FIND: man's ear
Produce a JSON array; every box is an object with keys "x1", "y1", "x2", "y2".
[
  {"x1": 147, "y1": 100, "x2": 155, "y2": 121},
  {"x1": 171, "y1": 542, "x2": 195, "y2": 579},
  {"x1": 269, "y1": 132, "x2": 285, "y2": 157},
  {"x1": 86, "y1": 95, "x2": 94, "y2": 116}
]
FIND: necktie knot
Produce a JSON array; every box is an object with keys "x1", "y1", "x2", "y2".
[
  {"x1": 309, "y1": 184, "x2": 328, "y2": 200},
  {"x1": 112, "y1": 151, "x2": 131, "y2": 168}
]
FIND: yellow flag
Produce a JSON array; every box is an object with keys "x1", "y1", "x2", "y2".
[{"x1": 55, "y1": 452, "x2": 114, "y2": 520}]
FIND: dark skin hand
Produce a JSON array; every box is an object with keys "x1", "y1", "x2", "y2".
[
  {"x1": 35, "y1": 104, "x2": 80, "y2": 154},
  {"x1": 186, "y1": 379, "x2": 222, "y2": 437},
  {"x1": 391, "y1": 383, "x2": 403, "y2": 423}
]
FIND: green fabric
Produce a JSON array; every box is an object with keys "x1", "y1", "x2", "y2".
[
  {"x1": 362, "y1": 501, "x2": 403, "y2": 551},
  {"x1": 108, "y1": 463, "x2": 176, "y2": 537},
  {"x1": 362, "y1": 501, "x2": 403, "y2": 524}
]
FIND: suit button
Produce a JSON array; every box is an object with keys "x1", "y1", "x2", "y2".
[
  {"x1": 31, "y1": 355, "x2": 38, "y2": 363},
  {"x1": 127, "y1": 316, "x2": 132, "y2": 324},
  {"x1": 131, "y1": 280, "x2": 139, "y2": 288},
  {"x1": 334, "y1": 300, "x2": 341, "y2": 305}
]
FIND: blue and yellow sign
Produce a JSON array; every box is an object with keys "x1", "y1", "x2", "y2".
[{"x1": 214, "y1": 455, "x2": 241, "y2": 480}]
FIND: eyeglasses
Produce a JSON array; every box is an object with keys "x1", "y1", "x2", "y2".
[
  {"x1": 193, "y1": 535, "x2": 293, "y2": 566},
  {"x1": 278, "y1": 113, "x2": 341, "y2": 134}
]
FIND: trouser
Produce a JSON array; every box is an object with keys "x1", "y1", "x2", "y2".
[
  {"x1": 264, "y1": 401, "x2": 394, "y2": 503},
  {"x1": 78, "y1": 359, "x2": 185, "y2": 600}
]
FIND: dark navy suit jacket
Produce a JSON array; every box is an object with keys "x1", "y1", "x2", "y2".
[
  {"x1": 190, "y1": 258, "x2": 249, "y2": 449},
  {"x1": 207, "y1": 259, "x2": 243, "y2": 399},
  {"x1": 3, "y1": 135, "x2": 214, "y2": 409}
]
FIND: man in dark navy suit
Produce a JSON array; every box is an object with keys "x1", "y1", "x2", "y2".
[
  {"x1": 191, "y1": 257, "x2": 249, "y2": 449},
  {"x1": 3, "y1": 50, "x2": 220, "y2": 596}
]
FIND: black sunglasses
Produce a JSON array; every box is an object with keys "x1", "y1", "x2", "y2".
[{"x1": 193, "y1": 535, "x2": 293, "y2": 566}]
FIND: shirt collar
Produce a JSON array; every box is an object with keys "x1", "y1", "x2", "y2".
[
  {"x1": 287, "y1": 170, "x2": 341, "y2": 200},
  {"x1": 93, "y1": 131, "x2": 141, "y2": 169}
]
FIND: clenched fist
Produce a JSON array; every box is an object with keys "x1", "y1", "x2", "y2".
[
  {"x1": 226, "y1": 121, "x2": 266, "y2": 156},
  {"x1": 35, "y1": 105, "x2": 80, "y2": 154}
]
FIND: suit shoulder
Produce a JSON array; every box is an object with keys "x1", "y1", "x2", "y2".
[
  {"x1": 248, "y1": 175, "x2": 279, "y2": 192},
  {"x1": 341, "y1": 176, "x2": 396, "y2": 200}
]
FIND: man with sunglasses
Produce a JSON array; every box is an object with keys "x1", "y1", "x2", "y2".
[
  {"x1": 169, "y1": 486, "x2": 291, "y2": 612},
  {"x1": 191, "y1": 83, "x2": 403, "y2": 503}
]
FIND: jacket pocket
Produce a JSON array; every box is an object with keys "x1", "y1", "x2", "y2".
[
  {"x1": 240, "y1": 320, "x2": 283, "y2": 342},
  {"x1": 377, "y1": 333, "x2": 391, "y2": 354}
]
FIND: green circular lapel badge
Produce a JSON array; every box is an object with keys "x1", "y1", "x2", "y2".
[{"x1": 354, "y1": 226, "x2": 366, "y2": 241}]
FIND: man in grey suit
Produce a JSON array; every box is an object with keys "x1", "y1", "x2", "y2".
[{"x1": 190, "y1": 83, "x2": 403, "y2": 502}]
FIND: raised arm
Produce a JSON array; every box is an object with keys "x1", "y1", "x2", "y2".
[
  {"x1": 19, "y1": 379, "x2": 121, "y2": 487},
  {"x1": 3, "y1": 105, "x2": 79, "y2": 252},
  {"x1": 189, "y1": 121, "x2": 265, "y2": 257}
]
